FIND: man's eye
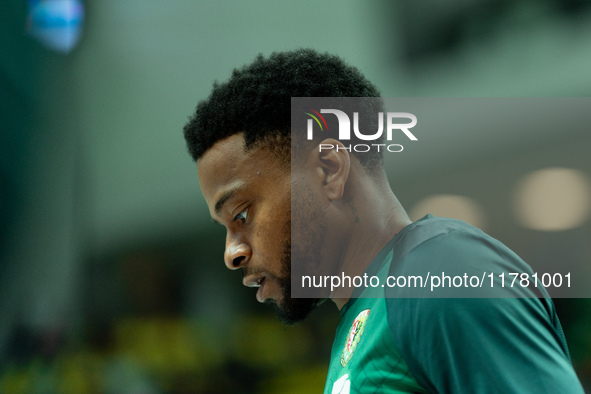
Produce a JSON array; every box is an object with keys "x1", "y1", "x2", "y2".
[{"x1": 233, "y1": 209, "x2": 248, "y2": 223}]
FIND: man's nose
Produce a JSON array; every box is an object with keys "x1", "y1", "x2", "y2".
[{"x1": 224, "y1": 237, "x2": 251, "y2": 270}]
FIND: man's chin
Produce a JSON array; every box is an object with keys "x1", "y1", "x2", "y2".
[{"x1": 266, "y1": 297, "x2": 325, "y2": 326}]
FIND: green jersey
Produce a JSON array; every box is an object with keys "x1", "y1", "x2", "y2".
[{"x1": 324, "y1": 215, "x2": 583, "y2": 394}]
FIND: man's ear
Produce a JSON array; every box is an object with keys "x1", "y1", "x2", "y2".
[{"x1": 313, "y1": 139, "x2": 351, "y2": 201}]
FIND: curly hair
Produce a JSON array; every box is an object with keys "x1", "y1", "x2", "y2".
[{"x1": 183, "y1": 48, "x2": 384, "y2": 171}]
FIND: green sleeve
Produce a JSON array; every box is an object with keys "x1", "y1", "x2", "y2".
[
  {"x1": 386, "y1": 230, "x2": 584, "y2": 393},
  {"x1": 389, "y1": 297, "x2": 583, "y2": 393}
]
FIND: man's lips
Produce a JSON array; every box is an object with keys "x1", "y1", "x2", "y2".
[
  {"x1": 256, "y1": 278, "x2": 266, "y2": 303},
  {"x1": 243, "y1": 276, "x2": 267, "y2": 303},
  {"x1": 243, "y1": 275, "x2": 265, "y2": 288}
]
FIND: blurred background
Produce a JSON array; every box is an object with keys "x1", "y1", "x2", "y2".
[{"x1": 1, "y1": 0, "x2": 590, "y2": 392}]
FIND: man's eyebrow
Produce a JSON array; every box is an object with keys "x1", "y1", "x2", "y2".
[{"x1": 214, "y1": 189, "x2": 237, "y2": 215}]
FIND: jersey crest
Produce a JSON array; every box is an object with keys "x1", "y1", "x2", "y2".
[{"x1": 341, "y1": 309, "x2": 370, "y2": 367}]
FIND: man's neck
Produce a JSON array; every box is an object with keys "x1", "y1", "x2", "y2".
[{"x1": 331, "y1": 173, "x2": 411, "y2": 310}]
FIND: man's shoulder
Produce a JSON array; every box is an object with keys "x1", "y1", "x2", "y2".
[
  {"x1": 386, "y1": 214, "x2": 538, "y2": 298},
  {"x1": 395, "y1": 214, "x2": 491, "y2": 254},
  {"x1": 394, "y1": 214, "x2": 520, "y2": 267}
]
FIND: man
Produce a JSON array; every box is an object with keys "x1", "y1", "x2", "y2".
[{"x1": 183, "y1": 49, "x2": 584, "y2": 393}]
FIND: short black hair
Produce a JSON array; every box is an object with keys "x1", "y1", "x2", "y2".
[{"x1": 183, "y1": 48, "x2": 383, "y2": 170}]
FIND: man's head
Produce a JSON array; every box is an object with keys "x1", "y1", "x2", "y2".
[{"x1": 184, "y1": 49, "x2": 383, "y2": 324}]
